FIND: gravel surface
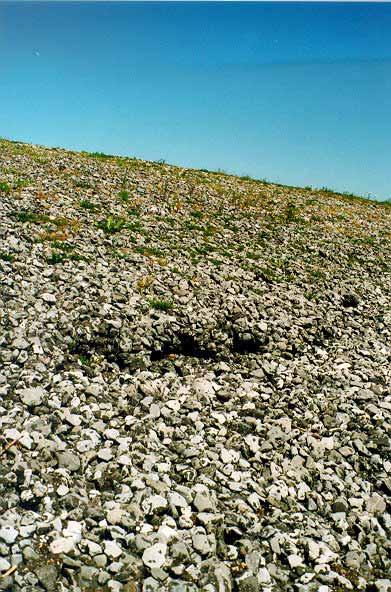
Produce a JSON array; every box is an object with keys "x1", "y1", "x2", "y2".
[{"x1": 0, "y1": 139, "x2": 390, "y2": 591}]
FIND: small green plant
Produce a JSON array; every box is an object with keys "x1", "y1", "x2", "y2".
[
  {"x1": 149, "y1": 298, "x2": 173, "y2": 312},
  {"x1": 311, "y1": 269, "x2": 325, "y2": 280},
  {"x1": 14, "y1": 178, "x2": 30, "y2": 189},
  {"x1": 246, "y1": 251, "x2": 261, "y2": 261},
  {"x1": 184, "y1": 221, "x2": 201, "y2": 232},
  {"x1": 0, "y1": 251, "x2": 14, "y2": 262},
  {"x1": 136, "y1": 245, "x2": 164, "y2": 258},
  {"x1": 78, "y1": 354, "x2": 91, "y2": 366},
  {"x1": 51, "y1": 217, "x2": 69, "y2": 228},
  {"x1": 127, "y1": 220, "x2": 143, "y2": 233},
  {"x1": 46, "y1": 252, "x2": 66, "y2": 265},
  {"x1": 97, "y1": 216, "x2": 126, "y2": 234},
  {"x1": 89, "y1": 151, "x2": 113, "y2": 159},
  {"x1": 284, "y1": 202, "x2": 300, "y2": 223},
  {"x1": 190, "y1": 210, "x2": 203, "y2": 219},
  {"x1": 75, "y1": 180, "x2": 92, "y2": 189},
  {"x1": 16, "y1": 211, "x2": 51, "y2": 224},
  {"x1": 80, "y1": 199, "x2": 98, "y2": 211},
  {"x1": 118, "y1": 190, "x2": 130, "y2": 202},
  {"x1": 0, "y1": 182, "x2": 11, "y2": 194},
  {"x1": 46, "y1": 251, "x2": 86, "y2": 264},
  {"x1": 51, "y1": 241, "x2": 75, "y2": 252}
]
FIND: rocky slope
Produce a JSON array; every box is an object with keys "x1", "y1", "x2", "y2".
[{"x1": 0, "y1": 138, "x2": 390, "y2": 592}]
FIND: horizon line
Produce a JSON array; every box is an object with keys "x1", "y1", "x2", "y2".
[{"x1": 3, "y1": 0, "x2": 391, "y2": 4}]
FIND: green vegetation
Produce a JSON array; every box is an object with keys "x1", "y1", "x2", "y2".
[
  {"x1": 96, "y1": 216, "x2": 127, "y2": 234},
  {"x1": 79, "y1": 199, "x2": 98, "y2": 211},
  {"x1": 149, "y1": 298, "x2": 173, "y2": 312},
  {"x1": 75, "y1": 180, "x2": 92, "y2": 189},
  {"x1": 46, "y1": 250, "x2": 86, "y2": 264},
  {"x1": 14, "y1": 210, "x2": 73, "y2": 228},
  {"x1": 136, "y1": 245, "x2": 164, "y2": 258},
  {"x1": 51, "y1": 241, "x2": 75, "y2": 252},
  {"x1": 190, "y1": 210, "x2": 203, "y2": 219},
  {"x1": 87, "y1": 151, "x2": 114, "y2": 159},
  {"x1": 14, "y1": 178, "x2": 30, "y2": 189},
  {"x1": 78, "y1": 354, "x2": 91, "y2": 366},
  {"x1": 282, "y1": 202, "x2": 303, "y2": 224},
  {"x1": 16, "y1": 211, "x2": 51, "y2": 224},
  {"x1": 0, "y1": 251, "x2": 14, "y2": 262},
  {"x1": 0, "y1": 182, "x2": 11, "y2": 194},
  {"x1": 118, "y1": 190, "x2": 130, "y2": 202}
]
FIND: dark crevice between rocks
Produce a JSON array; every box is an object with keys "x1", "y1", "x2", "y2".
[
  {"x1": 230, "y1": 329, "x2": 269, "y2": 355},
  {"x1": 150, "y1": 332, "x2": 217, "y2": 361},
  {"x1": 68, "y1": 324, "x2": 275, "y2": 373},
  {"x1": 68, "y1": 335, "x2": 129, "y2": 370}
]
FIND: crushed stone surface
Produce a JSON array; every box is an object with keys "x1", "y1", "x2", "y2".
[{"x1": 0, "y1": 139, "x2": 390, "y2": 591}]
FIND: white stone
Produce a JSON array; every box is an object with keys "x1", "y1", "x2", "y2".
[
  {"x1": 367, "y1": 493, "x2": 386, "y2": 514},
  {"x1": 166, "y1": 399, "x2": 181, "y2": 412},
  {"x1": 258, "y1": 567, "x2": 271, "y2": 584},
  {"x1": 193, "y1": 379, "x2": 215, "y2": 399},
  {"x1": 0, "y1": 526, "x2": 18, "y2": 544},
  {"x1": 142, "y1": 495, "x2": 167, "y2": 514},
  {"x1": 85, "y1": 540, "x2": 102, "y2": 555},
  {"x1": 63, "y1": 521, "x2": 82, "y2": 543},
  {"x1": 98, "y1": 448, "x2": 113, "y2": 461},
  {"x1": 192, "y1": 529, "x2": 210, "y2": 555},
  {"x1": 104, "y1": 540, "x2": 122, "y2": 558},
  {"x1": 142, "y1": 543, "x2": 167, "y2": 569},
  {"x1": 50, "y1": 537, "x2": 75, "y2": 554},
  {"x1": 193, "y1": 492, "x2": 214, "y2": 512},
  {"x1": 244, "y1": 434, "x2": 259, "y2": 453},
  {"x1": 168, "y1": 492, "x2": 188, "y2": 508},
  {"x1": 117, "y1": 454, "x2": 132, "y2": 466},
  {"x1": 149, "y1": 404, "x2": 161, "y2": 418},
  {"x1": 57, "y1": 484, "x2": 69, "y2": 497},
  {"x1": 308, "y1": 540, "x2": 320, "y2": 560},
  {"x1": 4, "y1": 428, "x2": 21, "y2": 440},
  {"x1": 41, "y1": 292, "x2": 56, "y2": 303},
  {"x1": 0, "y1": 558, "x2": 11, "y2": 572},
  {"x1": 12, "y1": 337, "x2": 29, "y2": 350},
  {"x1": 157, "y1": 524, "x2": 177, "y2": 542},
  {"x1": 288, "y1": 554, "x2": 304, "y2": 568},
  {"x1": 107, "y1": 508, "x2": 124, "y2": 525},
  {"x1": 20, "y1": 386, "x2": 45, "y2": 407}
]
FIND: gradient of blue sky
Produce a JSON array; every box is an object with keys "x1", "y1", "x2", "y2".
[{"x1": 0, "y1": 1, "x2": 390, "y2": 199}]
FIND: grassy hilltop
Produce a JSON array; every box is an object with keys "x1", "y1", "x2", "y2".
[{"x1": 0, "y1": 139, "x2": 390, "y2": 592}]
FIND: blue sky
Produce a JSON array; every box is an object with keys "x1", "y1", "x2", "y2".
[{"x1": 0, "y1": 1, "x2": 390, "y2": 199}]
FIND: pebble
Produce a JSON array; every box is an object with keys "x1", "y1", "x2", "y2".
[
  {"x1": 19, "y1": 386, "x2": 45, "y2": 407},
  {"x1": 142, "y1": 544, "x2": 167, "y2": 569},
  {"x1": 104, "y1": 541, "x2": 123, "y2": 559},
  {"x1": 0, "y1": 526, "x2": 18, "y2": 544},
  {"x1": 50, "y1": 537, "x2": 75, "y2": 554}
]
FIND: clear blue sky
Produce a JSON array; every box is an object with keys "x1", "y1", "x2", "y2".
[{"x1": 0, "y1": 1, "x2": 390, "y2": 199}]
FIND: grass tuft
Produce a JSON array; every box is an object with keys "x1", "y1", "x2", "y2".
[
  {"x1": 79, "y1": 199, "x2": 98, "y2": 211},
  {"x1": 0, "y1": 251, "x2": 14, "y2": 262},
  {"x1": 149, "y1": 298, "x2": 173, "y2": 312},
  {"x1": 118, "y1": 190, "x2": 130, "y2": 202},
  {"x1": 0, "y1": 182, "x2": 11, "y2": 194},
  {"x1": 97, "y1": 216, "x2": 127, "y2": 234}
]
